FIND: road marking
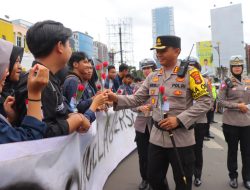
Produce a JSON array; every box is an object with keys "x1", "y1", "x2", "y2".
[
  {"x1": 210, "y1": 126, "x2": 225, "y2": 140},
  {"x1": 202, "y1": 126, "x2": 224, "y2": 150},
  {"x1": 204, "y1": 140, "x2": 223, "y2": 149}
]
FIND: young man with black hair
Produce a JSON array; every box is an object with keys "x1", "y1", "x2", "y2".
[
  {"x1": 104, "y1": 65, "x2": 116, "y2": 90},
  {"x1": 113, "y1": 64, "x2": 129, "y2": 92},
  {"x1": 63, "y1": 51, "x2": 107, "y2": 114},
  {"x1": 15, "y1": 20, "x2": 100, "y2": 137},
  {"x1": 117, "y1": 73, "x2": 134, "y2": 95}
]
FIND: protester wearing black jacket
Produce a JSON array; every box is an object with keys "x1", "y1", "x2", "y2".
[{"x1": 14, "y1": 20, "x2": 94, "y2": 137}]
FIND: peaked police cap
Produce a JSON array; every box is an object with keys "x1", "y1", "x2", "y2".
[{"x1": 150, "y1": 35, "x2": 181, "y2": 50}]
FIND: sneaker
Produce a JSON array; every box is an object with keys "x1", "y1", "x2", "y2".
[
  {"x1": 139, "y1": 180, "x2": 148, "y2": 190},
  {"x1": 194, "y1": 178, "x2": 202, "y2": 187}
]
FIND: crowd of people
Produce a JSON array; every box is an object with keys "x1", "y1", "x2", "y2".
[{"x1": 1, "y1": 19, "x2": 250, "y2": 190}]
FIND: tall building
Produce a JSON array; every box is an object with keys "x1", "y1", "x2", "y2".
[
  {"x1": 93, "y1": 41, "x2": 108, "y2": 62},
  {"x1": 152, "y1": 7, "x2": 175, "y2": 67},
  {"x1": 152, "y1": 7, "x2": 175, "y2": 43},
  {"x1": 72, "y1": 31, "x2": 93, "y2": 58},
  {"x1": 210, "y1": 4, "x2": 245, "y2": 69}
]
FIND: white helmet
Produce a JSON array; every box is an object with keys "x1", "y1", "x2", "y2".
[
  {"x1": 230, "y1": 55, "x2": 244, "y2": 66},
  {"x1": 140, "y1": 58, "x2": 157, "y2": 70}
]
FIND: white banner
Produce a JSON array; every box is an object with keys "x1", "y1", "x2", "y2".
[{"x1": 0, "y1": 109, "x2": 137, "y2": 190}]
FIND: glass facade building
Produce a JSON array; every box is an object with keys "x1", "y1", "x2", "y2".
[
  {"x1": 73, "y1": 31, "x2": 93, "y2": 58},
  {"x1": 152, "y1": 7, "x2": 175, "y2": 67}
]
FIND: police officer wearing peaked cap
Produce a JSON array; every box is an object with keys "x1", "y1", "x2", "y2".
[
  {"x1": 218, "y1": 55, "x2": 250, "y2": 189},
  {"x1": 107, "y1": 35, "x2": 211, "y2": 190}
]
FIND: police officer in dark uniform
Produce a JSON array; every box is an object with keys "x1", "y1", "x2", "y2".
[
  {"x1": 133, "y1": 58, "x2": 157, "y2": 190},
  {"x1": 187, "y1": 56, "x2": 213, "y2": 187},
  {"x1": 107, "y1": 35, "x2": 211, "y2": 190},
  {"x1": 218, "y1": 55, "x2": 250, "y2": 189}
]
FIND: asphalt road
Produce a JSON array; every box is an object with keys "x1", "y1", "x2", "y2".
[{"x1": 104, "y1": 113, "x2": 247, "y2": 190}]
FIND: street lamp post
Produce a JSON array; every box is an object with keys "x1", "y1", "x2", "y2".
[
  {"x1": 246, "y1": 43, "x2": 250, "y2": 75},
  {"x1": 213, "y1": 41, "x2": 221, "y2": 68},
  {"x1": 212, "y1": 41, "x2": 223, "y2": 79}
]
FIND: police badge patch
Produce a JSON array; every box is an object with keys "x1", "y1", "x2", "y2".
[{"x1": 190, "y1": 70, "x2": 202, "y2": 84}]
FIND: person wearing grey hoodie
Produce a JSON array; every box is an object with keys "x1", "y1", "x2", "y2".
[
  {"x1": 0, "y1": 39, "x2": 48, "y2": 144},
  {"x1": 0, "y1": 45, "x2": 24, "y2": 117}
]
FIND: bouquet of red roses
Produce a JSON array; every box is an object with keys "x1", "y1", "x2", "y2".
[{"x1": 95, "y1": 61, "x2": 109, "y2": 91}]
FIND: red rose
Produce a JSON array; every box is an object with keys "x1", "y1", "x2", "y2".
[
  {"x1": 163, "y1": 95, "x2": 168, "y2": 102},
  {"x1": 101, "y1": 73, "x2": 106, "y2": 80},
  {"x1": 25, "y1": 99, "x2": 28, "y2": 105},
  {"x1": 95, "y1": 64, "x2": 102, "y2": 71},
  {"x1": 96, "y1": 84, "x2": 102, "y2": 90},
  {"x1": 117, "y1": 89, "x2": 122, "y2": 94},
  {"x1": 102, "y1": 61, "x2": 108, "y2": 67},
  {"x1": 77, "y1": 84, "x2": 85, "y2": 91},
  {"x1": 159, "y1": 86, "x2": 165, "y2": 95}
]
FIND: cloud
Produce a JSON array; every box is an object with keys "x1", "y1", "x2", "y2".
[{"x1": 1, "y1": 0, "x2": 250, "y2": 68}]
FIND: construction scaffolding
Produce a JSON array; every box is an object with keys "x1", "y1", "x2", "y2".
[{"x1": 106, "y1": 18, "x2": 134, "y2": 67}]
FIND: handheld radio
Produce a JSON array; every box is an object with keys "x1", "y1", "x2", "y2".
[{"x1": 177, "y1": 44, "x2": 195, "y2": 78}]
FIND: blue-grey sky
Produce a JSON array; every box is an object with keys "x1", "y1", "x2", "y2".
[{"x1": 1, "y1": 0, "x2": 250, "y2": 68}]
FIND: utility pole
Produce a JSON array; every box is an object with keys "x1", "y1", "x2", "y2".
[
  {"x1": 217, "y1": 41, "x2": 221, "y2": 68},
  {"x1": 246, "y1": 43, "x2": 250, "y2": 75},
  {"x1": 213, "y1": 41, "x2": 223, "y2": 79},
  {"x1": 119, "y1": 25, "x2": 123, "y2": 65}
]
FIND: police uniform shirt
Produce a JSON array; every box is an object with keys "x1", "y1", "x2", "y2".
[
  {"x1": 132, "y1": 81, "x2": 152, "y2": 133},
  {"x1": 219, "y1": 76, "x2": 250, "y2": 127},
  {"x1": 113, "y1": 64, "x2": 211, "y2": 148}
]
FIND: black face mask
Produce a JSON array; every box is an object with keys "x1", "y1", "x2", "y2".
[{"x1": 230, "y1": 65, "x2": 243, "y2": 82}]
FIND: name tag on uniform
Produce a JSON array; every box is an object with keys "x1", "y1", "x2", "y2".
[{"x1": 162, "y1": 101, "x2": 170, "y2": 112}]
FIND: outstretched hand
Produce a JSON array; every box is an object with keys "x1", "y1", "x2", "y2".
[
  {"x1": 90, "y1": 91, "x2": 109, "y2": 112},
  {"x1": 106, "y1": 89, "x2": 118, "y2": 103}
]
